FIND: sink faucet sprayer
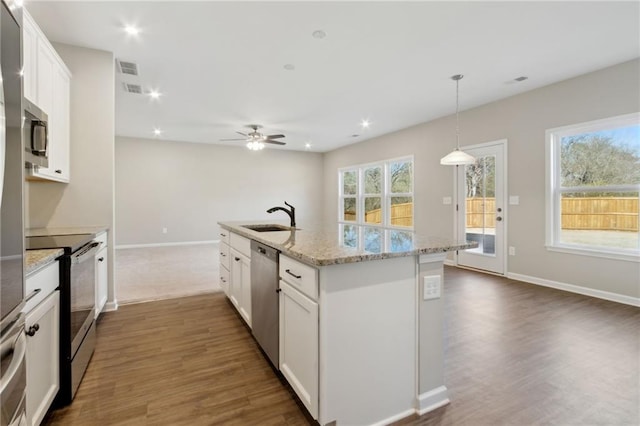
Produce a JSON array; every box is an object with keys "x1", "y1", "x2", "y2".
[{"x1": 266, "y1": 201, "x2": 296, "y2": 227}]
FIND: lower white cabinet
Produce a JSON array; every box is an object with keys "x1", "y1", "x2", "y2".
[
  {"x1": 279, "y1": 280, "x2": 318, "y2": 419},
  {"x1": 95, "y1": 246, "x2": 108, "y2": 318},
  {"x1": 95, "y1": 231, "x2": 108, "y2": 319},
  {"x1": 230, "y1": 248, "x2": 251, "y2": 327},
  {"x1": 25, "y1": 290, "x2": 60, "y2": 426}
]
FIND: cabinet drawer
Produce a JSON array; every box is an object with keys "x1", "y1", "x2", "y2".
[
  {"x1": 220, "y1": 242, "x2": 230, "y2": 270},
  {"x1": 24, "y1": 261, "x2": 59, "y2": 313},
  {"x1": 280, "y1": 255, "x2": 318, "y2": 301},
  {"x1": 230, "y1": 232, "x2": 251, "y2": 258},
  {"x1": 94, "y1": 231, "x2": 108, "y2": 247},
  {"x1": 219, "y1": 228, "x2": 230, "y2": 245}
]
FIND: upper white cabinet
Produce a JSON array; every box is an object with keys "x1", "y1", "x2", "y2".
[{"x1": 23, "y1": 9, "x2": 72, "y2": 183}]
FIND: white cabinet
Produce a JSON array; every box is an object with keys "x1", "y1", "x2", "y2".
[
  {"x1": 23, "y1": 9, "x2": 72, "y2": 183},
  {"x1": 22, "y1": 13, "x2": 37, "y2": 103},
  {"x1": 279, "y1": 277, "x2": 318, "y2": 419},
  {"x1": 222, "y1": 231, "x2": 252, "y2": 328},
  {"x1": 23, "y1": 261, "x2": 60, "y2": 426},
  {"x1": 219, "y1": 229, "x2": 230, "y2": 297},
  {"x1": 230, "y1": 247, "x2": 251, "y2": 327},
  {"x1": 95, "y1": 231, "x2": 108, "y2": 319}
]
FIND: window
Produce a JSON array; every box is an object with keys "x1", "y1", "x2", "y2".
[
  {"x1": 339, "y1": 157, "x2": 413, "y2": 229},
  {"x1": 546, "y1": 113, "x2": 639, "y2": 260}
]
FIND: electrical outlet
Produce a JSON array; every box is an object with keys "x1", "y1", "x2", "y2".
[
  {"x1": 509, "y1": 246, "x2": 516, "y2": 256},
  {"x1": 423, "y1": 275, "x2": 441, "y2": 300},
  {"x1": 162, "y1": 227, "x2": 168, "y2": 234}
]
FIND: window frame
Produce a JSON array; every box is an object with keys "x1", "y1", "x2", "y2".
[
  {"x1": 338, "y1": 156, "x2": 414, "y2": 230},
  {"x1": 545, "y1": 112, "x2": 640, "y2": 262}
]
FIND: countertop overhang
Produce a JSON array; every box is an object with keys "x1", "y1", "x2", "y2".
[{"x1": 219, "y1": 221, "x2": 477, "y2": 267}]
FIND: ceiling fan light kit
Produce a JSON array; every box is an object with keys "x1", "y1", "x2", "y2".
[
  {"x1": 220, "y1": 124, "x2": 286, "y2": 150},
  {"x1": 440, "y1": 74, "x2": 476, "y2": 166}
]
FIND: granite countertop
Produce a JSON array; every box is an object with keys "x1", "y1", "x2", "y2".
[
  {"x1": 26, "y1": 249, "x2": 63, "y2": 276},
  {"x1": 26, "y1": 226, "x2": 109, "y2": 237},
  {"x1": 219, "y1": 221, "x2": 477, "y2": 267}
]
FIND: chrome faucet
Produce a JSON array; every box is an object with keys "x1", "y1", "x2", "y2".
[{"x1": 267, "y1": 201, "x2": 296, "y2": 227}]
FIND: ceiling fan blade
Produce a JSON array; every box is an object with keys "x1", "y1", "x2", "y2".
[
  {"x1": 219, "y1": 138, "x2": 247, "y2": 141},
  {"x1": 266, "y1": 134, "x2": 285, "y2": 139},
  {"x1": 236, "y1": 131, "x2": 248, "y2": 137},
  {"x1": 264, "y1": 140, "x2": 286, "y2": 146}
]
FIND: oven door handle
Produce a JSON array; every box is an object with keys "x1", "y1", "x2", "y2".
[{"x1": 72, "y1": 241, "x2": 101, "y2": 264}]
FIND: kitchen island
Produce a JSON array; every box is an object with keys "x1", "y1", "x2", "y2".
[{"x1": 218, "y1": 221, "x2": 475, "y2": 426}]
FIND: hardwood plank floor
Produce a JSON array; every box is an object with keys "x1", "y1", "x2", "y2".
[{"x1": 44, "y1": 267, "x2": 639, "y2": 425}]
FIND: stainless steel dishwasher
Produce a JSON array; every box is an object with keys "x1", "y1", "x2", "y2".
[{"x1": 250, "y1": 240, "x2": 280, "y2": 369}]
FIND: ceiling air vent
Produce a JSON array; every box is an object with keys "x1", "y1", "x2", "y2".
[
  {"x1": 117, "y1": 59, "x2": 139, "y2": 76},
  {"x1": 123, "y1": 83, "x2": 143, "y2": 94}
]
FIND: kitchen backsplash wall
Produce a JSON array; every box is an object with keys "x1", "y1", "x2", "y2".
[
  {"x1": 115, "y1": 136, "x2": 324, "y2": 246},
  {"x1": 323, "y1": 58, "x2": 640, "y2": 300}
]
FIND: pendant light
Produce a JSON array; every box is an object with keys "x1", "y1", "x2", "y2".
[{"x1": 440, "y1": 74, "x2": 476, "y2": 166}]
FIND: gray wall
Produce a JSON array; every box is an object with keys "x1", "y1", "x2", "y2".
[
  {"x1": 115, "y1": 137, "x2": 324, "y2": 245},
  {"x1": 26, "y1": 44, "x2": 116, "y2": 302},
  {"x1": 323, "y1": 59, "x2": 640, "y2": 299}
]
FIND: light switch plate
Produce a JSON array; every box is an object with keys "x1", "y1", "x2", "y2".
[
  {"x1": 442, "y1": 196, "x2": 452, "y2": 205},
  {"x1": 509, "y1": 195, "x2": 520, "y2": 205},
  {"x1": 423, "y1": 275, "x2": 441, "y2": 300}
]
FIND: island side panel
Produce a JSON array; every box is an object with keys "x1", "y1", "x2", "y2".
[
  {"x1": 318, "y1": 256, "x2": 417, "y2": 426},
  {"x1": 417, "y1": 253, "x2": 449, "y2": 413}
]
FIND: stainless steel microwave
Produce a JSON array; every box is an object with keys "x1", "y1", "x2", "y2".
[{"x1": 23, "y1": 98, "x2": 48, "y2": 169}]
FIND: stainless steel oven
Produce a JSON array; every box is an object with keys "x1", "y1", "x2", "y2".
[
  {"x1": 25, "y1": 234, "x2": 100, "y2": 406},
  {"x1": 23, "y1": 99, "x2": 48, "y2": 169}
]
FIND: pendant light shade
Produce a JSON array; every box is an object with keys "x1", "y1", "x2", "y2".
[{"x1": 440, "y1": 74, "x2": 476, "y2": 166}]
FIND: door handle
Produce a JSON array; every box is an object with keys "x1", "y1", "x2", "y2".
[{"x1": 26, "y1": 324, "x2": 40, "y2": 337}]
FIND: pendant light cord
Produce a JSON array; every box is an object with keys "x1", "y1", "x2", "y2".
[{"x1": 455, "y1": 76, "x2": 460, "y2": 150}]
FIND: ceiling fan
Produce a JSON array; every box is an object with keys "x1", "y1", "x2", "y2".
[{"x1": 220, "y1": 124, "x2": 286, "y2": 150}]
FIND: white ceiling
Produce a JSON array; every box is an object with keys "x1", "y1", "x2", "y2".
[{"x1": 26, "y1": 1, "x2": 640, "y2": 152}]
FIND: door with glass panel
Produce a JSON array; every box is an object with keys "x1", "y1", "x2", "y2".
[{"x1": 456, "y1": 141, "x2": 506, "y2": 274}]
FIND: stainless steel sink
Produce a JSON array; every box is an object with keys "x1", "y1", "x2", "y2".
[{"x1": 242, "y1": 224, "x2": 294, "y2": 232}]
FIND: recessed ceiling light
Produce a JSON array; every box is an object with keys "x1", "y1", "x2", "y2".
[
  {"x1": 153, "y1": 128, "x2": 163, "y2": 136},
  {"x1": 283, "y1": 64, "x2": 295, "y2": 71},
  {"x1": 305, "y1": 143, "x2": 312, "y2": 149},
  {"x1": 124, "y1": 25, "x2": 140, "y2": 36},
  {"x1": 514, "y1": 76, "x2": 528, "y2": 82},
  {"x1": 148, "y1": 89, "x2": 162, "y2": 100},
  {"x1": 312, "y1": 30, "x2": 327, "y2": 39},
  {"x1": 361, "y1": 119, "x2": 370, "y2": 129}
]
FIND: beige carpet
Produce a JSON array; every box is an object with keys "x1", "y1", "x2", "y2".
[{"x1": 116, "y1": 243, "x2": 222, "y2": 304}]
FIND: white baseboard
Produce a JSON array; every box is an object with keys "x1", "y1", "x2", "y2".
[
  {"x1": 443, "y1": 258, "x2": 455, "y2": 266},
  {"x1": 104, "y1": 300, "x2": 118, "y2": 312},
  {"x1": 116, "y1": 240, "x2": 219, "y2": 249},
  {"x1": 507, "y1": 272, "x2": 640, "y2": 307},
  {"x1": 416, "y1": 385, "x2": 449, "y2": 415},
  {"x1": 371, "y1": 408, "x2": 416, "y2": 426}
]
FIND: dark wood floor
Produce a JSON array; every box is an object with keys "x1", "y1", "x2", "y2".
[{"x1": 44, "y1": 267, "x2": 639, "y2": 425}]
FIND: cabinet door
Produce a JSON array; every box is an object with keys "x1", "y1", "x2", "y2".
[
  {"x1": 22, "y1": 13, "x2": 38, "y2": 103},
  {"x1": 32, "y1": 64, "x2": 70, "y2": 182},
  {"x1": 229, "y1": 248, "x2": 242, "y2": 310},
  {"x1": 95, "y1": 247, "x2": 108, "y2": 319},
  {"x1": 239, "y1": 254, "x2": 251, "y2": 327},
  {"x1": 279, "y1": 280, "x2": 318, "y2": 419},
  {"x1": 229, "y1": 249, "x2": 251, "y2": 327},
  {"x1": 36, "y1": 41, "x2": 55, "y2": 116},
  {"x1": 25, "y1": 291, "x2": 60, "y2": 426}
]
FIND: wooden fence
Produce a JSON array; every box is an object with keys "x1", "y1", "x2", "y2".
[
  {"x1": 465, "y1": 197, "x2": 639, "y2": 232},
  {"x1": 343, "y1": 203, "x2": 413, "y2": 227},
  {"x1": 347, "y1": 197, "x2": 639, "y2": 232}
]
